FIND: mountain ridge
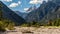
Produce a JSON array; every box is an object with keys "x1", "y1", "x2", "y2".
[
  {"x1": 25, "y1": 0, "x2": 60, "y2": 23},
  {"x1": 0, "y1": 1, "x2": 26, "y2": 25}
]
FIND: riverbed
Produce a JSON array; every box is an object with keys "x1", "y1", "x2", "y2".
[{"x1": 0, "y1": 27, "x2": 60, "y2": 34}]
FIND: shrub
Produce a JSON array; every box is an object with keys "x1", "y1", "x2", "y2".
[{"x1": 0, "y1": 21, "x2": 6, "y2": 32}]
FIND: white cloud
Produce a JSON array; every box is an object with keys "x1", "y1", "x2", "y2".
[
  {"x1": 9, "y1": 1, "x2": 21, "y2": 8},
  {"x1": 9, "y1": 3, "x2": 19, "y2": 7},
  {"x1": 29, "y1": 0, "x2": 48, "y2": 4},
  {"x1": 1, "y1": 0, "x2": 12, "y2": 2},
  {"x1": 18, "y1": 1, "x2": 21, "y2": 4},
  {"x1": 24, "y1": 8, "x2": 29, "y2": 11}
]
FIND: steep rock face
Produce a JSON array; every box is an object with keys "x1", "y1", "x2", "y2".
[
  {"x1": 15, "y1": 11, "x2": 28, "y2": 19},
  {"x1": 40, "y1": 6, "x2": 60, "y2": 23},
  {"x1": 15, "y1": 6, "x2": 37, "y2": 19},
  {"x1": 0, "y1": 1, "x2": 26, "y2": 25},
  {"x1": 52, "y1": 0, "x2": 60, "y2": 5},
  {"x1": 40, "y1": 0, "x2": 60, "y2": 23},
  {"x1": 25, "y1": 0, "x2": 60, "y2": 23},
  {"x1": 27, "y1": 6, "x2": 37, "y2": 12}
]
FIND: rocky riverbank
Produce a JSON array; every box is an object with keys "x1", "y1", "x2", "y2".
[{"x1": 0, "y1": 26, "x2": 60, "y2": 34}]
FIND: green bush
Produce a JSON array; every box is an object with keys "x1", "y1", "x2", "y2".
[
  {"x1": 21, "y1": 23, "x2": 30, "y2": 27},
  {"x1": 0, "y1": 19, "x2": 15, "y2": 31},
  {"x1": 47, "y1": 18, "x2": 60, "y2": 26},
  {"x1": 21, "y1": 21, "x2": 40, "y2": 27},
  {"x1": 7, "y1": 22, "x2": 15, "y2": 30},
  {"x1": 0, "y1": 21, "x2": 6, "y2": 32}
]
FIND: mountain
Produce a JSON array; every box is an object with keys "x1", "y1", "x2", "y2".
[
  {"x1": 25, "y1": 0, "x2": 60, "y2": 23},
  {"x1": 26, "y1": 6, "x2": 37, "y2": 12},
  {"x1": 51, "y1": 0, "x2": 60, "y2": 5},
  {"x1": 15, "y1": 6, "x2": 37, "y2": 19},
  {"x1": 0, "y1": 1, "x2": 26, "y2": 25},
  {"x1": 40, "y1": 6, "x2": 60, "y2": 23},
  {"x1": 15, "y1": 11, "x2": 28, "y2": 19},
  {"x1": 25, "y1": 1, "x2": 49, "y2": 22},
  {"x1": 40, "y1": 0, "x2": 60, "y2": 23}
]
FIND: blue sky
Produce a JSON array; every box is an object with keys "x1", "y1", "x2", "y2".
[{"x1": 0, "y1": 0, "x2": 48, "y2": 13}]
